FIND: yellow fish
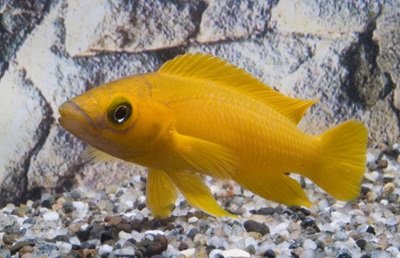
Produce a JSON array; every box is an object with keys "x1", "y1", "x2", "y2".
[{"x1": 58, "y1": 53, "x2": 368, "y2": 218}]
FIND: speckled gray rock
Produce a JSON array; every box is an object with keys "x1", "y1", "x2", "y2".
[
  {"x1": 271, "y1": 0, "x2": 381, "y2": 37},
  {"x1": 373, "y1": 1, "x2": 400, "y2": 109},
  {"x1": 0, "y1": 65, "x2": 52, "y2": 206},
  {"x1": 196, "y1": 0, "x2": 276, "y2": 43},
  {"x1": 0, "y1": 1, "x2": 51, "y2": 76},
  {"x1": 65, "y1": 0, "x2": 200, "y2": 56}
]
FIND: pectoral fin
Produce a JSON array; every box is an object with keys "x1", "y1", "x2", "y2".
[
  {"x1": 147, "y1": 168, "x2": 179, "y2": 218},
  {"x1": 167, "y1": 170, "x2": 236, "y2": 217},
  {"x1": 172, "y1": 132, "x2": 238, "y2": 180},
  {"x1": 83, "y1": 147, "x2": 118, "y2": 163}
]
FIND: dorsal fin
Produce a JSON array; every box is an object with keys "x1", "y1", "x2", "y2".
[{"x1": 158, "y1": 53, "x2": 317, "y2": 124}]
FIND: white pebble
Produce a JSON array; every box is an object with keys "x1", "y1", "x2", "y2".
[
  {"x1": 244, "y1": 237, "x2": 258, "y2": 248},
  {"x1": 318, "y1": 199, "x2": 330, "y2": 210},
  {"x1": 56, "y1": 241, "x2": 72, "y2": 254},
  {"x1": 300, "y1": 249, "x2": 316, "y2": 258},
  {"x1": 138, "y1": 195, "x2": 146, "y2": 203},
  {"x1": 371, "y1": 171, "x2": 380, "y2": 180},
  {"x1": 303, "y1": 239, "x2": 317, "y2": 250},
  {"x1": 320, "y1": 223, "x2": 333, "y2": 232},
  {"x1": 99, "y1": 245, "x2": 113, "y2": 255},
  {"x1": 119, "y1": 231, "x2": 132, "y2": 240},
  {"x1": 270, "y1": 221, "x2": 290, "y2": 235},
  {"x1": 2, "y1": 203, "x2": 15, "y2": 213},
  {"x1": 356, "y1": 216, "x2": 367, "y2": 225},
  {"x1": 230, "y1": 236, "x2": 245, "y2": 249},
  {"x1": 72, "y1": 201, "x2": 89, "y2": 218},
  {"x1": 333, "y1": 231, "x2": 348, "y2": 241},
  {"x1": 42, "y1": 210, "x2": 59, "y2": 221},
  {"x1": 209, "y1": 249, "x2": 250, "y2": 258},
  {"x1": 364, "y1": 172, "x2": 376, "y2": 182},
  {"x1": 144, "y1": 230, "x2": 165, "y2": 236},
  {"x1": 380, "y1": 199, "x2": 389, "y2": 205},
  {"x1": 180, "y1": 248, "x2": 196, "y2": 257},
  {"x1": 209, "y1": 236, "x2": 229, "y2": 249},
  {"x1": 386, "y1": 246, "x2": 400, "y2": 256},
  {"x1": 69, "y1": 236, "x2": 81, "y2": 246},
  {"x1": 386, "y1": 216, "x2": 399, "y2": 226},
  {"x1": 331, "y1": 211, "x2": 351, "y2": 223},
  {"x1": 188, "y1": 216, "x2": 199, "y2": 223},
  {"x1": 113, "y1": 247, "x2": 136, "y2": 256}
]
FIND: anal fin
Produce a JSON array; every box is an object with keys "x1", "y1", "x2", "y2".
[{"x1": 147, "y1": 168, "x2": 179, "y2": 218}]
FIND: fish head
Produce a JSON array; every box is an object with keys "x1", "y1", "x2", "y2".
[{"x1": 58, "y1": 75, "x2": 175, "y2": 161}]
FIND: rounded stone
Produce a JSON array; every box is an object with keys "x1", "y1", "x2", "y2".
[{"x1": 243, "y1": 220, "x2": 269, "y2": 235}]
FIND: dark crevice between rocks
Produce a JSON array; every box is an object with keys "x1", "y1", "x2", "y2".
[
  {"x1": 379, "y1": 72, "x2": 395, "y2": 100},
  {"x1": 359, "y1": 22, "x2": 379, "y2": 68},
  {"x1": 186, "y1": 0, "x2": 208, "y2": 42},
  {"x1": 0, "y1": 0, "x2": 54, "y2": 79},
  {"x1": 340, "y1": 21, "x2": 381, "y2": 110},
  {"x1": 384, "y1": 72, "x2": 400, "y2": 133},
  {"x1": 152, "y1": 0, "x2": 208, "y2": 64},
  {"x1": 53, "y1": 167, "x2": 82, "y2": 195},
  {"x1": 0, "y1": 75, "x2": 54, "y2": 207},
  {"x1": 154, "y1": 48, "x2": 187, "y2": 65}
]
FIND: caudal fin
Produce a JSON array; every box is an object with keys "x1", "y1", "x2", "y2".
[{"x1": 308, "y1": 120, "x2": 368, "y2": 201}]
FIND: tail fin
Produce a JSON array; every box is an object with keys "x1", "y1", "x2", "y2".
[{"x1": 307, "y1": 120, "x2": 368, "y2": 201}]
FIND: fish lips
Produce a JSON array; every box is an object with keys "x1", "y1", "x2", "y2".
[{"x1": 58, "y1": 100, "x2": 98, "y2": 139}]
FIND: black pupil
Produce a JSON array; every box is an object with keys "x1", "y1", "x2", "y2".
[
  {"x1": 115, "y1": 106, "x2": 127, "y2": 121},
  {"x1": 113, "y1": 104, "x2": 131, "y2": 124}
]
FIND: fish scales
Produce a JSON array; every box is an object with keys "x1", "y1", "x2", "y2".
[{"x1": 148, "y1": 73, "x2": 319, "y2": 176}]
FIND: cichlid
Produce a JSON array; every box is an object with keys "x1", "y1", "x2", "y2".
[{"x1": 58, "y1": 53, "x2": 368, "y2": 218}]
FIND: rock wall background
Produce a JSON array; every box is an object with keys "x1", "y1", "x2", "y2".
[{"x1": 0, "y1": 0, "x2": 399, "y2": 206}]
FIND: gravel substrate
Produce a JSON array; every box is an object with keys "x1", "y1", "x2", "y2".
[{"x1": 1, "y1": 145, "x2": 400, "y2": 258}]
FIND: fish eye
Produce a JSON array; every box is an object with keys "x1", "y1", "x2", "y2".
[{"x1": 109, "y1": 101, "x2": 132, "y2": 125}]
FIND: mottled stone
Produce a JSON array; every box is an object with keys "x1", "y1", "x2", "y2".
[
  {"x1": 65, "y1": 0, "x2": 199, "y2": 56},
  {"x1": 374, "y1": 1, "x2": 400, "y2": 94},
  {"x1": 197, "y1": 0, "x2": 275, "y2": 43},
  {"x1": 0, "y1": 66, "x2": 50, "y2": 205},
  {"x1": 0, "y1": 1, "x2": 51, "y2": 76},
  {"x1": 271, "y1": 0, "x2": 381, "y2": 37}
]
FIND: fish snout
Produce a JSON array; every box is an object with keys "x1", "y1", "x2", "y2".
[
  {"x1": 58, "y1": 101, "x2": 78, "y2": 126},
  {"x1": 58, "y1": 100, "x2": 96, "y2": 132}
]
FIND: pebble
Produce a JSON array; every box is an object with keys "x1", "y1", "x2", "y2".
[
  {"x1": 382, "y1": 182, "x2": 395, "y2": 196},
  {"x1": 0, "y1": 147, "x2": 398, "y2": 258},
  {"x1": 113, "y1": 246, "x2": 136, "y2": 256},
  {"x1": 356, "y1": 239, "x2": 367, "y2": 250},
  {"x1": 263, "y1": 249, "x2": 276, "y2": 258},
  {"x1": 333, "y1": 231, "x2": 348, "y2": 241},
  {"x1": 209, "y1": 249, "x2": 251, "y2": 258},
  {"x1": 42, "y1": 210, "x2": 59, "y2": 221},
  {"x1": 300, "y1": 249, "x2": 317, "y2": 258},
  {"x1": 243, "y1": 220, "x2": 269, "y2": 235},
  {"x1": 179, "y1": 248, "x2": 195, "y2": 257},
  {"x1": 98, "y1": 244, "x2": 113, "y2": 256},
  {"x1": 303, "y1": 239, "x2": 317, "y2": 250},
  {"x1": 188, "y1": 216, "x2": 199, "y2": 224}
]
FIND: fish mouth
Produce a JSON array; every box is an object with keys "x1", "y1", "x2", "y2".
[{"x1": 58, "y1": 100, "x2": 97, "y2": 134}]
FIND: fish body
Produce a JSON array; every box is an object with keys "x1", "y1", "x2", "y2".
[{"x1": 59, "y1": 53, "x2": 368, "y2": 217}]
